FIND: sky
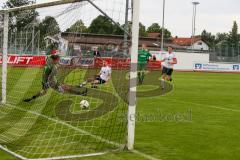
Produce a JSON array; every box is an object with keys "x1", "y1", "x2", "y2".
[{"x1": 0, "y1": 0, "x2": 239, "y2": 37}]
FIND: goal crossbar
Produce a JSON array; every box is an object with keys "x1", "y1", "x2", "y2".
[{"x1": 0, "y1": 0, "x2": 86, "y2": 13}]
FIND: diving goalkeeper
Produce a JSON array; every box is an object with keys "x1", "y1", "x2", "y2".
[{"x1": 24, "y1": 55, "x2": 65, "y2": 102}]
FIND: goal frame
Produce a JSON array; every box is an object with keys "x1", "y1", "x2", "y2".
[{"x1": 0, "y1": 0, "x2": 140, "y2": 158}]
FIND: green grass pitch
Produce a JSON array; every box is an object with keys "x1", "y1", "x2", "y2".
[{"x1": 1, "y1": 67, "x2": 240, "y2": 160}]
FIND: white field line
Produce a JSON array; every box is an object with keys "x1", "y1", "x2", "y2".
[
  {"x1": 0, "y1": 144, "x2": 107, "y2": 160},
  {"x1": 0, "y1": 144, "x2": 28, "y2": 160},
  {"x1": 1, "y1": 103, "x2": 160, "y2": 160},
  {"x1": 163, "y1": 98, "x2": 240, "y2": 113},
  {"x1": 132, "y1": 150, "x2": 161, "y2": 160}
]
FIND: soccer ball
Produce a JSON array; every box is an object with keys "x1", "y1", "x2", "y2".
[{"x1": 80, "y1": 100, "x2": 89, "y2": 109}]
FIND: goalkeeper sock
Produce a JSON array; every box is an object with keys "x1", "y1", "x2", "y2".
[
  {"x1": 161, "y1": 79, "x2": 165, "y2": 89},
  {"x1": 141, "y1": 72, "x2": 145, "y2": 84},
  {"x1": 138, "y1": 72, "x2": 141, "y2": 84}
]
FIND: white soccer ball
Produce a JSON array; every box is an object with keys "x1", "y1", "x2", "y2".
[{"x1": 80, "y1": 100, "x2": 90, "y2": 109}]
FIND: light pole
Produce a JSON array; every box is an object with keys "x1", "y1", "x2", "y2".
[
  {"x1": 161, "y1": 0, "x2": 165, "y2": 51},
  {"x1": 191, "y1": 1, "x2": 200, "y2": 51}
]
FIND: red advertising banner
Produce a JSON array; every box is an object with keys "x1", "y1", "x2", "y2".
[
  {"x1": 0, "y1": 55, "x2": 161, "y2": 69},
  {"x1": 94, "y1": 57, "x2": 161, "y2": 70},
  {"x1": 0, "y1": 55, "x2": 46, "y2": 66}
]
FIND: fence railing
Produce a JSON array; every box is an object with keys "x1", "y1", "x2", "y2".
[{"x1": 210, "y1": 44, "x2": 240, "y2": 63}]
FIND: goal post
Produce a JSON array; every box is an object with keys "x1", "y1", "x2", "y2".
[
  {"x1": 1, "y1": 12, "x2": 9, "y2": 104},
  {"x1": 128, "y1": 0, "x2": 140, "y2": 150},
  {"x1": 0, "y1": 0, "x2": 140, "y2": 159}
]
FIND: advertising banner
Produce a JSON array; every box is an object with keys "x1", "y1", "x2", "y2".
[
  {"x1": 194, "y1": 62, "x2": 240, "y2": 72},
  {"x1": 0, "y1": 55, "x2": 46, "y2": 66}
]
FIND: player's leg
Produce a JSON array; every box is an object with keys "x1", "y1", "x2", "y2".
[
  {"x1": 79, "y1": 75, "x2": 97, "y2": 87},
  {"x1": 140, "y1": 63, "x2": 147, "y2": 84},
  {"x1": 140, "y1": 70, "x2": 145, "y2": 84},
  {"x1": 161, "y1": 67, "x2": 167, "y2": 89},
  {"x1": 24, "y1": 82, "x2": 50, "y2": 102},
  {"x1": 166, "y1": 68, "x2": 173, "y2": 81},
  {"x1": 91, "y1": 76, "x2": 106, "y2": 88},
  {"x1": 91, "y1": 76, "x2": 101, "y2": 88},
  {"x1": 137, "y1": 63, "x2": 143, "y2": 85}
]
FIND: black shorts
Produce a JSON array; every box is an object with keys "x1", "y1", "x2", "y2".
[
  {"x1": 96, "y1": 76, "x2": 106, "y2": 84},
  {"x1": 162, "y1": 66, "x2": 173, "y2": 76}
]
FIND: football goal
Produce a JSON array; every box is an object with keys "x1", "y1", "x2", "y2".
[{"x1": 0, "y1": 0, "x2": 140, "y2": 159}]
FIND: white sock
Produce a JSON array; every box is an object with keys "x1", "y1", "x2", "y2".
[{"x1": 161, "y1": 79, "x2": 165, "y2": 88}]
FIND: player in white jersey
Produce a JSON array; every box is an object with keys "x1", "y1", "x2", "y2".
[
  {"x1": 160, "y1": 46, "x2": 177, "y2": 89},
  {"x1": 80, "y1": 61, "x2": 112, "y2": 88}
]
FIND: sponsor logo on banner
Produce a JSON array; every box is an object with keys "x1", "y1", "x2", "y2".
[
  {"x1": 80, "y1": 58, "x2": 94, "y2": 67},
  {"x1": 194, "y1": 62, "x2": 240, "y2": 72},
  {"x1": 70, "y1": 57, "x2": 94, "y2": 67},
  {"x1": 195, "y1": 63, "x2": 203, "y2": 69},
  {"x1": 60, "y1": 57, "x2": 71, "y2": 66},
  {"x1": 0, "y1": 55, "x2": 46, "y2": 66},
  {"x1": 233, "y1": 65, "x2": 240, "y2": 70}
]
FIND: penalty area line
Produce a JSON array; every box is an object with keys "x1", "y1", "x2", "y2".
[
  {"x1": 132, "y1": 149, "x2": 161, "y2": 160},
  {"x1": 163, "y1": 98, "x2": 240, "y2": 113}
]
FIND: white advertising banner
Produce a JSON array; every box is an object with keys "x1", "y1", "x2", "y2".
[{"x1": 193, "y1": 62, "x2": 240, "y2": 72}]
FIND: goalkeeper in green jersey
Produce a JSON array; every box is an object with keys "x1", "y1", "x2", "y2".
[
  {"x1": 24, "y1": 55, "x2": 65, "y2": 102},
  {"x1": 138, "y1": 44, "x2": 152, "y2": 85}
]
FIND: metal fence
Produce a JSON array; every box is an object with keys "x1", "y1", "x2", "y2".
[{"x1": 210, "y1": 44, "x2": 240, "y2": 63}]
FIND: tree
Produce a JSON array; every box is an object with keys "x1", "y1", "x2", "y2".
[
  {"x1": 39, "y1": 16, "x2": 60, "y2": 36},
  {"x1": 113, "y1": 23, "x2": 124, "y2": 35},
  {"x1": 228, "y1": 21, "x2": 239, "y2": 45},
  {"x1": 139, "y1": 23, "x2": 147, "y2": 37},
  {"x1": 160, "y1": 28, "x2": 172, "y2": 38},
  {"x1": 215, "y1": 32, "x2": 228, "y2": 44},
  {"x1": 38, "y1": 16, "x2": 60, "y2": 48},
  {"x1": 4, "y1": 0, "x2": 38, "y2": 31},
  {"x1": 201, "y1": 29, "x2": 215, "y2": 47},
  {"x1": 66, "y1": 20, "x2": 88, "y2": 33},
  {"x1": 147, "y1": 23, "x2": 161, "y2": 33},
  {"x1": 122, "y1": 22, "x2": 148, "y2": 37},
  {"x1": 147, "y1": 23, "x2": 172, "y2": 38},
  {"x1": 88, "y1": 15, "x2": 114, "y2": 34}
]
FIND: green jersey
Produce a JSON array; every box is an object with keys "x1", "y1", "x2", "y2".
[
  {"x1": 42, "y1": 57, "x2": 58, "y2": 85},
  {"x1": 138, "y1": 50, "x2": 152, "y2": 64}
]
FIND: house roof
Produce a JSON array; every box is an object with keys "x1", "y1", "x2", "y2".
[
  {"x1": 45, "y1": 32, "x2": 186, "y2": 50},
  {"x1": 60, "y1": 32, "x2": 172, "y2": 48},
  {"x1": 172, "y1": 37, "x2": 202, "y2": 46}
]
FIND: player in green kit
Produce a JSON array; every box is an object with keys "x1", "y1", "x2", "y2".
[
  {"x1": 138, "y1": 44, "x2": 152, "y2": 85},
  {"x1": 24, "y1": 55, "x2": 65, "y2": 102}
]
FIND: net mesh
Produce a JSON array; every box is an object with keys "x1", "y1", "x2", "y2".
[{"x1": 0, "y1": 0, "x2": 130, "y2": 159}]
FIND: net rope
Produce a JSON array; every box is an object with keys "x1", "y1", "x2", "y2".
[{"x1": 0, "y1": 0, "x2": 129, "y2": 159}]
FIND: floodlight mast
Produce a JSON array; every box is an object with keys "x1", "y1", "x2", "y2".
[{"x1": 191, "y1": 1, "x2": 200, "y2": 51}]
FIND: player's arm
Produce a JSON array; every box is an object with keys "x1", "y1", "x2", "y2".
[
  {"x1": 161, "y1": 57, "x2": 166, "y2": 62},
  {"x1": 170, "y1": 58, "x2": 177, "y2": 64}
]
